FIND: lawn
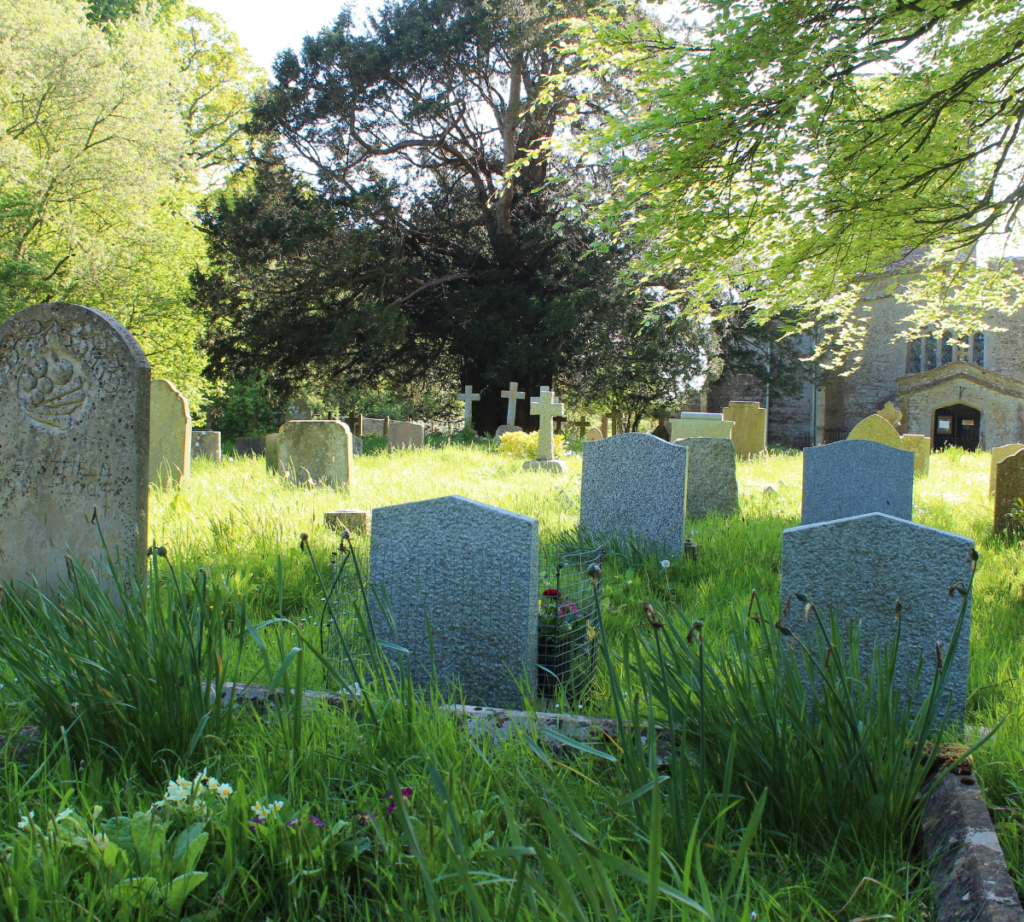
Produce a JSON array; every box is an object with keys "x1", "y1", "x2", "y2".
[{"x1": 0, "y1": 441, "x2": 1019, "y2": 920}]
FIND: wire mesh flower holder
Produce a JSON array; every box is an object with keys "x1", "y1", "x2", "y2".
[
  {"x1": 537, "y1": 546, "x2": 604, "y2": 703},
  {"x1": 320, "y1": 532, "x2": 372, "y2": 688}
]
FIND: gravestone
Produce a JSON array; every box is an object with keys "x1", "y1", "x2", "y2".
[
  {"x1": 994, "y1": 448, "x2": 1024, "y2": 534},
  {"x1": 389, "y1": 420, "x2": 425, "y2": 451},
  {"x1": 525, "y1": 388, "x2": 567, "y2": 473},
  {"x1": 233, "y1": 437, "x2": 265, "y2": 457},
  {"x1": 352, "y1": 434, "x2": 363, "y2": 456},
  {"x1": 149, "y1": 379, "x2": 191, "y2": 488},
  {"x1": 571, "y1": 418, "x2": 590, "y2": 440},
  {"x1": 990, "y1": 443, "x2": 1024, "y2": 495},
  {"x1": 265, "y1": 432, "x2": 279, "y2": 474},
  {"x1": 279, "y1": 420, "x2": 354, "y2": 487},
  {"x1": 900, "y1": 434, "x2": 931, "y2": 477},
  {"x1": 610, "y1": 408, "x2": 622, "y2": 436},
  {"x1": 191, "y1": 429, "x2": 221, "y2": 462},
  {"x1": 495, "y1": 424, "x2": 522, "y2": 439},
  {"x1": 673, "y1": 437, "x2": 738, "y2": 517},
  {"x1": 585, "y1": 427, "x2": 602, "y2": 441},
  {"x1": 324, "y1": 509, "x2": 371, "y2": 534},
  {"x1": 668, "y1": 412, "x2": 735, "y2": 442},
  {"x1": 878, "y1": 400, "x2": 903, "y2": 427},
  {"x1": 581, "y1": 433, "x2": 689, "y2": 553},
  {"x1": 286, "y1": 397, "x2": 311, "y2": 421},
  {"x1": 721, "y1": 401, "x2": 767, "y2": 458},
  {"x1": 362, "y1": 417, "x2": 386, "y2": 436},
  {"x1": 0, "y1": 302, "x2": 150, "y2": 589},
  {"x1": 847, "y1": 414, "x2": 903, "y2": 449},
  {"x1": 801, "y1": 440, "x2": 914, "y2": 525},
  {"x1": 501, "y1": 381, "x2": 525, "y2": 426},
  {"x1": 781, "y1": 512, "x2": 974, "y2": 719},
  {"x1": 369, "y1": 495, "x2": 539, "y2": 707},
  {"x1": 456, "y1": 385, "x2": 480, "y2": 430}
]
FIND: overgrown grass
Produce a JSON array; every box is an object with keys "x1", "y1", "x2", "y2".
[{"x1": 0, "y1": 442, "x2": 1018, "y2": 919}]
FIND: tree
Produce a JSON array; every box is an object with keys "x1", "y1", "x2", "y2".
[
  {"x1": 194, "y1": 0, "x2": 692, "y2": 432},
  {"x1": 562, "y1": 0, "x2": 1024, "y2": 358}
]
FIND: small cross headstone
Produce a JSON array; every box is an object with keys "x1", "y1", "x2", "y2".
[
  {"x1": 801, "y1": 439, "x2": 914, "y2": 525},
  {"x1": 781, "y1": 512, "x2": 974, "y2": 720},
  {"x1": 581, "y1": 433, "x2": 689, "y2": 554},
  {"x1": 456, "y1": 385, "x2": 480, "y2": 429},
  {"x1": 0, "y1": 301, "x2": 151, "y2": 590},
  {"x1": 526, "y1": 388, "x2": 566, "y2": 472},
  {"x1": 572, "y1": 418, "x2": 590, "y2": 440},
  {"x1": 369, "y1": 495, "x2": 539, "y2": 707},
  {"x1": 501, "y1": 381, "x2": 526, "y2": 426}
]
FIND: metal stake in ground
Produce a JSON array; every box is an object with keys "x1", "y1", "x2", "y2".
[
  {"x1": 456, "y1": 385, "x2": 480, "y2": 430},
  {"x1": 501, "y1": 381, "x2": 526, "y2": 426}
]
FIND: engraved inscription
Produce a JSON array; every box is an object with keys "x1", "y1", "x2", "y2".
[{"x1": 0, "y1": 317, "x2": 126, "y2": 433}]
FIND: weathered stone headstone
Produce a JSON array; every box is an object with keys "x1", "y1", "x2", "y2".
[
  {"x1": 388, "y1": 420, "x2": 425, "y2": 451},
  {"x1": 781, "y1": 512, "x2": 974, "y2": 719},
  {"x1": 352, "y1": 434, "x2": 363, "y2": 456},
  {"x1": 847, "y1": 414, "x2": 903, "y2": 449},
  {"x1": 279, "y1": 420, "x2": 354, "y2": 486},
  {"x1": 900, "y1": 434, "x2": 931, "y2": 477},
  {"x1": 801, "y1": 439, "x2": 914, "y2": 525},
  {"x1": 191, "y1": 429, "x2": 221, "y2": 461},
  {"x1": 610, "y1": 408, "x2": 622, "y2": 436},
  {"x1": 525, "y1": 388, "x2": 566, "y2": 473},
  {"x1": 990, "y1": 443, "x2": 1024, "y2": 495},
  {"x1": 362, "y1": 417, "x2": 386, "y2": 436},
  {"x1": 581, "y1": 433, "x2": 689, "y2": 553},
  {"x1": 286, "y1": 397, "x2": 311, "y2": 421},
  {"x1": 0, "y1": 302, "x2": 150, "y2": 589},
  {"x1": 265, "y1": 432, "x2": 279, "y2": 474},
  {"x1": 878, "y1": 400, "x2": 903, "y2": 427},
  {"x1": 585, "y1": 427, "x2": 602, "y2": 441},
  {"x1": 495, "y1": 424, "x2": 522, "y2": 439},
  {"x1": 233, "y1": 437, "x2": 265, "y2": 457},
  {"x1": 369, "y1": 495, "x2": 539, "y2": 707},
  {"x1": 149, "y1": 379, "x2": 191, "y2": 488},
  {"x1": 501, "y1": 381, "x2": 525, "y2": 426},
  {"x1": 324, "y1": 509, "x2": 371, "y2": 534},
  {"x1": 994, "y1": 448, "x2": 1024, "y2": 534},
  {"x1": 673, "y1": 437, "x2": 738, "y2": 517},
  {"x1": 456, "y1": 385, "x2": 480, "y2": 430},
  {"x1": 668, "y1": 412, "x2": 735, "y2": 442},
  {"x1": 721, "y1": 401, "x2": 767, "y2": 458}
]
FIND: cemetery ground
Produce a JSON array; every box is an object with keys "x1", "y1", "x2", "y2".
[{"x1": 0, "y1": 443, "x2": 1021, "y2": 920}]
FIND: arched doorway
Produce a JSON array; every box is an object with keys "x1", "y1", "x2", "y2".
[{"x1": 933, "y1": 403, "x2": 981, "y2": 450}]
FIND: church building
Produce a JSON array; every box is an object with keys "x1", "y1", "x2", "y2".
[{"x1": 707, "y1": 255, "x2": 1024, "y2": 450}]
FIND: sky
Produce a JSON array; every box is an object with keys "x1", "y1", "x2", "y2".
[{"x1": 198, "y1": 0, "x2": 383, "y2": 75}]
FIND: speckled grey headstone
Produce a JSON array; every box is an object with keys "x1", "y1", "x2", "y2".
[
  {"x1": 191, "y1": 429, "x2": 221, "y2": 461},
  {"x1": 369, "y1": 495, "x2": 539, "y2": 708},
  {"x1": 0, "y1": 302, "x2": 150, "y2": 590},
  {"x1": 780, "y1": 513, "x2": 974, "y2": 720},
  {"x1": 580, "y1": 432, "x2": 689, "y2": 554},
  {"x1": 673, "y1": 437, "x2": 738, "y2": 517},
  {"x1": 801, "y1": 440, "x2": 914, "y2": 525}
]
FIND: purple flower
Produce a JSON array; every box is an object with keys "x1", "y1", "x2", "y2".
[
  {"x1": 357, "y1": 812, "x2": 377, "y2": 827},
  {"x1": 308, "y1": 815, "x2": 325, "y2": 827},
  {"x1": 386, "y1": 802, "x2": 396, "y2": 816},
  {"x1": 400, "y1": 788, "x2": 413, "y2": 800},
  {"x1": 249, "y1": 817, "x2": 265, "y2": 828},
  {"x1": 286, "y1": 818, "x2": 299, "y2": 828}
]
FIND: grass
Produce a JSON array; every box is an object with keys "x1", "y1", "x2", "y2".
[{"x1": 0, "y1": 440, "x2": 1019, "y2": 919}]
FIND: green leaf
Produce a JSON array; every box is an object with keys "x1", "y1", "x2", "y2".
[{"x1": 164, "y1": 871, "x2": 208, "y2": 916}]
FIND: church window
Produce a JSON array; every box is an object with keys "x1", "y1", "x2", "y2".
[
  {"x1": 907, "y1": 338, "x2": 922, "y2": 374},
  {"x1": 973, "y1": 333, "x2": 985, "y2": 366},
  {"x1": 925, "y1": 336, "x2": 938, "y2": 370},
  {"x1": 940, "y1": 336, "x2": 954, "y2": 365}
]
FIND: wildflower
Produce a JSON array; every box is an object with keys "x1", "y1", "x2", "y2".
[
  {"x1": 357, "y1": 812, "x2": 377, "y2": 827},
  {"x1": 17, "y1": 812, "x2": 34, "y2": 829},
  {"x1": 660, "y1": 559, "x2": 670, "y2": 569},
  {"x1": 400, "y1": 788, "x2": 413, "y2": 800},
  {"x1": 55, "y1": 808, "x2": 74, "y2": 823},
  {"x1": 308, "y1": 815, "x2": 325, "y2": 827},
  {"x1": 216, "y1": 783, "x2": 233, "y2": 800},
  {"x1": 286, "y1": 818, "x2": 299, "y2": 827},
  {"x1": 542, "y1": 588, "x2": 559, "y2": 598},
  {"x1": 251, "y1": 803, "x2": 269, "y2": 821}
]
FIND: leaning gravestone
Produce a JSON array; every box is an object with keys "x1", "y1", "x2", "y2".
[
  {"x1": 369, "y1": 495, "x2": 539, "y2": 708},
  {"x1": 669, "y1": 412, "x2": 735, "y2": 442},
  {"x1": 673, "y1": 437, "x2": 739, "y2": 517},
  {"x1": 994, "y1": 448, "x2": 1024, "y2": 534},
  {"x1": 801, "y1": 439, "x2": 914, "y2": 525},
  {"x1": 781, "y1": 512, "x2": 975, "y2": 719},
  {"x1": 721, "y1": 401, "x2": 767, "y2": 458},
  {"x1": 581, "y1": 433, "x2": 689, "y2": 553},
  {"x1": 149, "y1": 379, "x2": 191, "y2": 488},
  {"x1": 388, "y1": 420, "x2": 425, "y2": 451},
  {"x1": 191, "y1": 429, "x2": 221, "y2": 462},
  {"x1": 279, "y1": 420, "x2": 354, "y2": 487},
  {"x1": 990, "y1": 443, "x2": 1024, "y2": 496},
  {"x1": 0, "y1": 302, "x2": 150, "y2": 590}
]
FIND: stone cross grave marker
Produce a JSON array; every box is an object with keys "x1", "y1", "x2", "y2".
[
  {"x1": 581, "y1": 433, "x2": 689, "y2": 554},
  {"x1": 801, "y1": 439, "x2": 914, "y2": 525},
  {"x1": 526, "y1": 388, "x2": 566, "y2": 472},
  {"x1": 369, "y1": 495, "x2": 539, "y2": 708},
  {"x1": 673, "y1": 437, "x2": 739, "y2": 517},
  {"x1": 279, "y1": 420, "x2": 354, "y2": 486},
  {"x1": 0, "y1": 302, "x2": 150, "y2": 590},
  {"x1": 501, "y1": 381, "x2": 525, "y2": 426},
  {"x1": 994, "y1": 447, "x2": 1024, "y2": 534},
  {"x1": 878, "y1": 400, "x2": 903, "y2": 427},
  {"x1": 149, "y1": 379, "x2": 191, "y2": 488},
  {"x1": 456, "y1": 385, "x2": 480, "y2": 429},
  {"x1": 781, "y1": 512, "x2": 974, "y2": 720},
  {"x1": 572, "y1": 417, "x2": 590, "y2": 440}
]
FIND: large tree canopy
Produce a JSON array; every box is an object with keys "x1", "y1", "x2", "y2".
[
  {"x1": 562, "y1": 0, "x2": 1024, "y2": 359},
  {"x1": 194, "y1": 0, "x2": 708, "y2": 429}
]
